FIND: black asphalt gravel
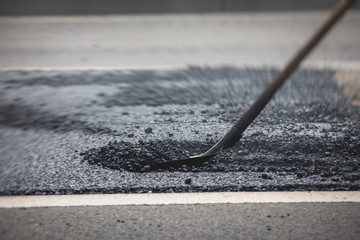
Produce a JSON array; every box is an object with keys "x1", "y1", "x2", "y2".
[{"x1": 0, "y1": 66, "x2": 359, "y2": 195}]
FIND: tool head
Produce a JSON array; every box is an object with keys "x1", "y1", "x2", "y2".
[
  {"x1": 148, "y1": 128, "x2": 242, "y2": 171},
  {"x1": 149, "y1": 152, "x2": 218, "y2": 170}
]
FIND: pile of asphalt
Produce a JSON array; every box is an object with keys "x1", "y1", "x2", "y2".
[
  {"x1": 81, "y1": 140, "x2": 210, "y2": 171},
  {"x1": 0, "y1": 66, "x2": 359, "y2": 195},
  {"x1": 81, "y1": 126, "x2": 360, "y2": 178}
]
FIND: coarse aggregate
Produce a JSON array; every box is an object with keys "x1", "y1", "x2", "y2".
[{"x1": 0, "y1": 66, "x2": 359, "y2": 195}]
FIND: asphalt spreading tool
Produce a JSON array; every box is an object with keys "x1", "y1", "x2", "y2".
[{"x1": 150, "y1": 0, "x2": 355, "y2": 170}]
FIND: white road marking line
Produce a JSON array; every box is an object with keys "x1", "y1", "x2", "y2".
[{"x1": 0, "y1": 191, "x2": 359, "y2": 208}]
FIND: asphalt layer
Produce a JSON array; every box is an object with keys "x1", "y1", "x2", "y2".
[{"x1": 0, "y1": 66, "x2": 359, "y2": 195}]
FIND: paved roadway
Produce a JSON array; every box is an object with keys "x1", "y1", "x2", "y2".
[
  {"x1": 0, "y1": 192, "x2": 359, "y2": 240},
  {"x1": 0, "y1": 11, "x2": 360, "y2": 239},
  {"x1": 0, "y1": 11, "x2": 359, "y2": 69},
  {"x1": 1, "y1": 202, "x2": 360, "y2": 240}
]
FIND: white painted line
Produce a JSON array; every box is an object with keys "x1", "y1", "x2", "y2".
[
  {"x1": 0, "y1": 61, "x2": 359, "y2": 72},
  {"x1": 0, "y1": 191, "x2": 359, "y2": 208}
]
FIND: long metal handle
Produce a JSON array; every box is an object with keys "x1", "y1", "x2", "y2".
[
  {"x1": 233, "y1": 0, "x2": 355, "y2": 133},
  {"x1": 200, "y1": 0, "x2": 355, "y2": 156}
]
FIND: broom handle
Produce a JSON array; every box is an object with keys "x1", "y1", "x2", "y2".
[{"x1": 233, "y1": 0, "x2": 355, "y2": 133}]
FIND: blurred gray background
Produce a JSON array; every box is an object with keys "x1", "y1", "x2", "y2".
[{"x1": 1, "y1": 0, "x2": 360, "y2": 15}]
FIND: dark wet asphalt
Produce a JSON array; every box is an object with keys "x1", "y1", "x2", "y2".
[{"x1": 0, "y1": 66, "x2": 359, "y2": 195}]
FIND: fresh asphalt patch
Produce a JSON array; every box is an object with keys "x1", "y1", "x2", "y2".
[{"x1": 0, "y1": 66, "x2": 359, "y2": 195}]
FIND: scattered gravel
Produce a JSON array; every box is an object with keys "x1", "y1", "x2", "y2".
[{"x1": 0, "y1": 66, "x2": 359, "y2": 195}]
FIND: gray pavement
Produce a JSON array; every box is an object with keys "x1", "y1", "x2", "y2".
[
  {"x1": 0, "y1": 12, "x2": 359, "y2": 69},
  {"x1": 0, "y1": 11, "x2": 359, "y2": 239},
  {"x1": 1, "y1": 203, "x2": 360, "y2": 239}
]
